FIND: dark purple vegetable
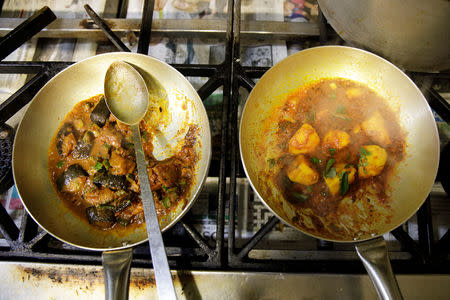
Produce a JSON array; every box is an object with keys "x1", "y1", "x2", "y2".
[
  {"x1": 72, "y1": 131, "x2": 95, "y2": 159},
  {"x1": 90, "y1": 97, "x2": 110, "y2": 127},
  {"x1": 93, "y1": 173, "x2": 128, "y2": 190},
  {"x1": 86, "y1": 205, "x2": 116, "y2": 226},
  {"x1": 56, "y1": 123, "x2": 75, "y2": 156},
  {"x1": 56, "y1": 164, "x2": 88, "y2": 191}
]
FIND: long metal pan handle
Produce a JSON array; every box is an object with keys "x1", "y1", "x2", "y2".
[
  {"x1": 102, "y1": 248, "x2": 133, "y2": 300},
  {"x1": 355, "y1": 237, "x2": 403, "y2": 300}
]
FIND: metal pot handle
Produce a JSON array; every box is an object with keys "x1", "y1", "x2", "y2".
[
  {"x1": 355, "y1": 237, "x2": 403, "y2": 300},
  {"x1": 102, "y1": 248, "x2": 133, "y2": 300}
]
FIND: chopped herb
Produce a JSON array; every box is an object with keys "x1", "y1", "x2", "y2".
[
  {"x1": 330, "y1": 93, "x2": 336, "y2": 99},
  {"x1": 179, "y1": 180, "x2": 187, "y2": 187},
  {"x1": 103, "y1": 143, "x2": 111, "y2": 150},
  {"x1": 56, "y1": 160, "x2": 65, "y2": 168},
  {"x1": 167, "y1": 187, "x2": 178, "y2": 194},
  {"x1": 359, "y1": 147, "x2": 371, "y2": 156},
  {"x1": 162, "y1": 197, "x2": 171, "y2": 208},
  {"x1": 115, "y1": 190, "x2": 127, "y2": 197},
  {"x1": 142, "y1": 131, "x2": 149, "y2": 141},
  {"x1": 311, "y1": 157, "x2": 321, "y2": 164},
  {"x1": 329, "y1": 148, "x2": 336, "y2": 156},
  {"x1": 292, "y1": 216, "x2": 299, "y2": 222},
  {"x1": 306, "y1": 186, "x2": 312, "y2": 193},
  {"x1": 327, "y1": 167, "x2": 337, "y2": 178},
  {"x1": 94, "y1": 162, "x2": 103, "y2": 171},
  {"x1": 115, "y1": 199, "x2": 131, "y2": 212},
  {"x1": 324, "y1": 158, "x2": 335, "y2": 178},
  {"x1": 99, "y1": 204, "x2": 115, "y2": 210},
  {"x1": 359, "y1": 147, "x2": 370, "y2": 172},
  {"x1": 306, "y1": 110, "x2": 316, "y2": 122},
  {"x1": 358, "y1": 159, "x2": 368, "y2": 168},
  {"x1": 161, "y1": 184, "x2": 168, "y2": 191},
  {"x1": 336, "y1": 105, "x2": 346, "y2": 114},
  {"x1": 103, "y1": 160, "x2": 110, "y2": 171},
  {"x1": 293, "y1": 192, "x2": 309, "y2": 202},
  {"x1": 340, "y1": 172, "x2": 350, "y2": 195},
  {"x1": 267, "y1": 158, "x2": 275, "y2": 168},
  {"x1": 333, "y1": 113, "x2": 352, "y2": 121},
  {"x1": 309, "y1": 109, "x2": 316, "y2": 122}
]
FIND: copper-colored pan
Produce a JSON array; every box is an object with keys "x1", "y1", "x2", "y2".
[
  {"x1": 13, "y1": 52, "x2": 211, "y2": 298},
  {"x1": 240, "y1": 46, "x2": 439, "y2": 299}
]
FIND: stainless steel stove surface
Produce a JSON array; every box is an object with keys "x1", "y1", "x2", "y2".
[{"x1": 0, "y1": 1, "x2": 449, "y2": 299}]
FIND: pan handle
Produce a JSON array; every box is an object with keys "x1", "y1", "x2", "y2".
[
  {"x1": 102, "y1": 248, "x2": 133, "y2": 300},
  {"x1": 355, "y1": 237, "x2": 403, "y2": 300}
]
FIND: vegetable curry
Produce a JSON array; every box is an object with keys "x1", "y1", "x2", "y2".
[
  {"x1": 48, "y1": 94, "x2": 199, "y2": 230},
  {"x1": 265, "y1": 78, "x2": 406, "y2": 239}
]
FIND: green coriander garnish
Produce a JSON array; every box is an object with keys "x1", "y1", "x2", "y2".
[
  {"x1": 311, "y1": 157, "x2": 321, "y2": 164},
  {"x1": 293, "y1": 192, "x2": 309, "y2": 202},
  {"x1": 324, "y1": 158, "x2": 335, "y2": 178},
  {"x1": 94, "y1": 162, "x2": 103, "y2": 171},
  {"x1": 162, "y1": 197, "x2": 171, "y2": 208},
  {"x1": 340, "y1": 172, "x2": 350, "y2": 195}
]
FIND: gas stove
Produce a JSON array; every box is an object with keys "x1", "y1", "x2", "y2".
[{"x1": 0, "y1": 1, "x2": 448, "y2": 299}]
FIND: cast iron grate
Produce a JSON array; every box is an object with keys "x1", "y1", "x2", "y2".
[{"x1": 0, "y1": 0, "x2": 448, "y2": 274}]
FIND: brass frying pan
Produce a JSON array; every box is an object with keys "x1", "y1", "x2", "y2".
[
  {"x1": 13, "y1": 52, "x2": 211, "y2": 298},
  {"x1": 240, "y1": 46, "x2": 439, "y2": 299}
]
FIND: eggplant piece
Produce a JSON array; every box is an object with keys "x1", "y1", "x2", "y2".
[
  {"x1": 93, "y1": 173, "x2": 129, "y2": 190},
  {"x1": 90, "y1": 97, "x2": 110, "y2": 127},
  {"x1": 56, "y1": 164, "x2": 88, "y2": 191},
  {"x1": 86, "y1": 205, "x2": 116, "y2": 227},
  {"x1": 72, "y1": 131, "x2": 95, "y2": 159},
  {"x1": 56, "y1": 123, "x2": 76, "y2": 157},
  {"x1": 115, "y1": 198, "x2": 132, "y2": 212}
]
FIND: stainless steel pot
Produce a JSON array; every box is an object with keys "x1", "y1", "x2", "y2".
[
  {"x1": 13, "y1": 52, "x2": 211, "y2": 299},
  {"x1": 240, "y1": 46, "x2": 439, "y2": 300}
]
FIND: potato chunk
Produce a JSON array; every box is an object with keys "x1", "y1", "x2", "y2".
[
  {"x1": 361, "y1": 111, "x2": 391, "y2": 146},
  {"x1": 288, "y1": 123, "x2": 320, "y2": 154},
  {"x1": 358, "y1": 145, "x2": 387, "y2": 178},
  {"x1": 322, "y1": 130, "x2": 350, "y2": 153},
  {"x1": 324, "y1": 163, "x2": 356, "y2": 196},
  {"x1": 287, "y1": 154, "x2": 319, "y2": 186}
]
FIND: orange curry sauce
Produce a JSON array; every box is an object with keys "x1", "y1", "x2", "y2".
[
  {"x1": 48, "y1": 95, "x2": 198, "y2": 230},
  {"x1": 269, "y1": 78, "x2": 406, "y2": 229}
]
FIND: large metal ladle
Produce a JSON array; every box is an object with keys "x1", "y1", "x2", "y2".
[{"x1": 104, "y1": 60, "x2": 177, "y2": 300}]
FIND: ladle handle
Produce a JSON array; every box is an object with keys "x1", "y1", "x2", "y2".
[
  {"x1": 132, "y1": 124, "x2": 178, "y2": 300},
  {"x1": 355, "y1": 237, "x2": 403, "y2": 300},
  {"x1": 102, "y1": 248, "x2": 133, "y2": 300}
]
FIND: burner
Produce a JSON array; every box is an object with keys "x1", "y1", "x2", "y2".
[{"x1": 0, "y1": 124, "x2": 14, "y2": 194}]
